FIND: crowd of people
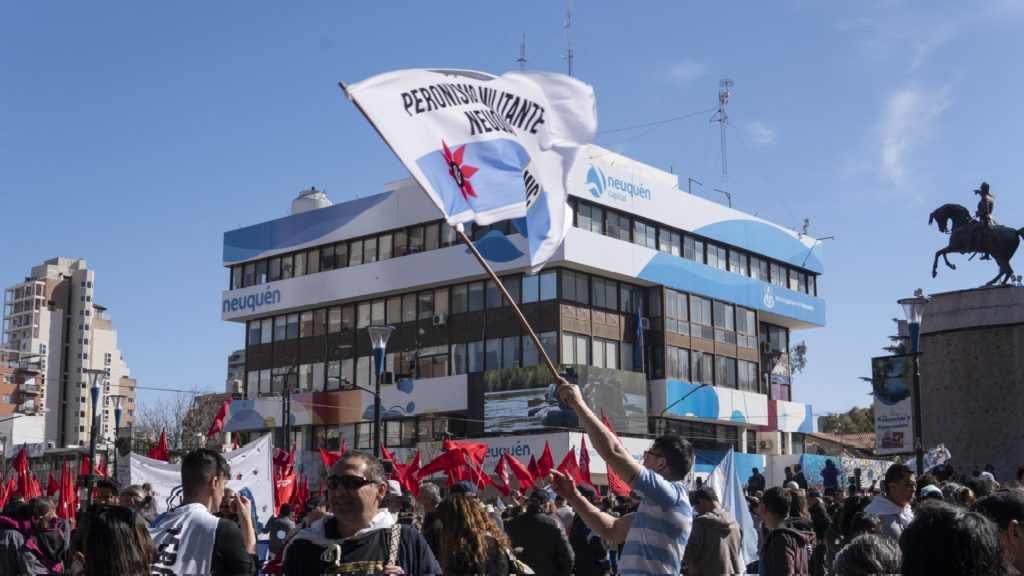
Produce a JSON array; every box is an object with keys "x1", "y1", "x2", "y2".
[{"x1": 1, "y1": 377, "x2": 1023, "y2": 574}]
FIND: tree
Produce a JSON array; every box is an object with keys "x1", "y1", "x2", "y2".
[
  {"x1": 818, "y1": 406, "x2": 875, "y2": 435},
  {"x1": 134, "y1": 385, "x2": 224, "y2": 455},
  {"x1": 790, "y1": 341, "x2": 808, "y2": 373}
]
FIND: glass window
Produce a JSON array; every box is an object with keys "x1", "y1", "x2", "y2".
[
  {"x1": 306, "y1": 250, "x2": 320, "y2": 274},
  {"x1": 562, "y1": 270, "x2": 590, "y2": 304},
  {"x1": 247, "y1": 321, "x2": 261, "y2": 346},
  {"x1": 261, "y1": 318, "x2": 273, "y2": 344},
  {"x1": 400, "y1": 293, "x2": 417, "y2": 322},
  {"x1": 320, "y1": 246, "x2": 335, "y2": 272},
  {"x1": 738, "y1": 360, "x2": 759, "y2": 393},
  {"x1": 634, "y1": 220, "x2": 657, "y2": 249},
  {"x1": 242, "y1": 263, "x2": 255, "y2": 287},
  {"x1": 452, "y1": 284, "x2": 468, "y2": 313},
  {"x1": 424, "y1": 223, "x2": 440, "y2": 251},
  {"x1": 716, "y1": 355, "x2": 737, "y2": 388},
  {"x1": 328, "y1": 307, "x2": 342, "y2": 333},
  {"x1": 467, "y1": 341, "x2": 484, "y2": 372},
  {"x1": 452, "y1": 343, "x2": 467, "y2": 375},
  {"x1": 232, "y1": 266, "x2": 243, "y2": 290},
  {"x1": 485, "y1": 281, "x2": 503, "y2": 309},
  {"x1": 502, "y1": 336, "x2": 520, "y2": 369},
  {"x1": 371, "y1": 299, "x2": 385, "y2": 324},
  {"x1": 593, "y1": 338, "x2": 619, "y2": 369},
  {"x1": 667, "y1": 346, "x2": 690, "y2": 380},
  {"x1": 730, "y1": 250, "x2": 746, "y2": 276},
  {"x1": 736, "y1": 308, "x2": 757, "y2": 348},
  {"x1": 690, "y1": 295, "x2": 713, "y2": 339},
  {"x1": 408, "y1": 226, "x2": 425, "y2": 253},
  {"x1": 770, "y1": 262, "x2": 786, "y2": 287},
  {"x1": 418, "y1": 291, "x2": 434, "y2": 319},
  {"x1": 357, "y1": 302, "x2": 371, "y2": 329},
  {"x1": 335, "y1": 242, "x2": 349, "y2": 268},
  {"x1": 521, "y1": 275, "x2": 539, "y2": 303},
  {"x1": 607, "y1": 212, "x2": 631, "y2": 241},
  {"x1": 467, "y1": 281, "x2": 484, "y2": 311},
  {"x1": 356, "y1": 356, "x2": 370, "y2": 389},
  {"x1": 378, "y1": 234, "x2": 393, "y2": 261},
  {"x1": 441, "y1": 224, "x2": 457, "y2": 247},
  {"x1": 364, "y1": 237, "x2": 378, "y2": 263},
  {"x1": 683, "y1": 236, "x2": 703, "y2": 263},
  {"x1": 561, "y1": 332, "x2": 590, "y2": 365},
  {"x1": 578, "y1": 203, "x2": 604, "y2": 234},
  {"x1": 434, "y1": 288, "x2": 449, "y2": 315},
  {"x1": 387, "y1": 296, "x2": 402, "y2": 324},
  {"x1": 540, "y1": 271, "x2": 557, "y2": 300},
  {"x1": 714, "y1": 301, "x2": 736, "y2": 344},
  {"x1": 659, "y1": 229, "x2": 681, "y2": 256},
  {"x1": 300, "y1": 311, "x2": 314, "y2": 338},
  {"x1": 286, "y1": 313, "x2": 299, "y2": 339},
  {"x1": 485, "y1": 338, "x2": 501, "y2": 369},
  {"x1": 592, "y1": 277, "x2": 617, "y2": 309},
  {"x1": 665, "y1": 289, "x2": 689, "y2": 336},
  {"x1": 349, "y1": 240, "x2": 364, "y2": 266},
  {"x1": 788, "y1": 269, "x2": 800, "y2": 292},
  {"x1": 691, "y1": 350, "x2": 712, "y2": 385},
  {"x1": 254, "y1": 260, "x2": 267, "y2": 285},
  {"x1": 393, "y1": 230, "x2": 408, "y2": 257},
  {"x1": 274, "y1": 316, "x2": 287, "y2": 341},
  {"x1": 294, "y1": 252, "x2": 306, "y2": 277},
  {"x1": 341, "y1": 305, "x2": 355, "y2": 331},
  {"x1": 808, "y1": 274, "x2": 817, "y2": 297},
  {"x1": 313, "y1": 309, "x2": 327, "y2": 336}
]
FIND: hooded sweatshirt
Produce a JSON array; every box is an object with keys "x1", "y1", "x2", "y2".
[
  {"x1": 863, "y1": 494, "x2": 914, "y2": 541},
  {"x1": 683, "y1": 508, "x2": 744, "y2": 576},
  {"x1": 281, "y1": 511, "x2": 440, "y2": 575},
  {"x1": 760, "y1": 519, "x2": 815, "y2": 576}
]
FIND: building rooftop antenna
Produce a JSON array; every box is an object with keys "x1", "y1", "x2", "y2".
[
  {"x1": 711, "y1": 79, "x2": 733, "y2": 186},
  {"x1": 518, "y1": 34, "x2": 527, "y2": 71},
  {"x1": 564, "y1": 0, "x2": 574, "y2": 77}
]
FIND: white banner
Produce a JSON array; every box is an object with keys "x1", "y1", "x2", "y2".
[
  {"x1": 130, "y1": 434, "x2": 275, "y2": 534},
  {"x1": 345, "y1": 68, "x2": 597, "y2": 272},
  {"x1": 871, "y1": 356, "x2": 914, "y2": 456}
]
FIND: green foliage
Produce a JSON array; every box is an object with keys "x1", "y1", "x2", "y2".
[
  {"x1": 817, "y1": 406, "x2": 875, "y2": 435},
  {"x1": 790, "y1": 341, "x2": 808, "y2": 373}
]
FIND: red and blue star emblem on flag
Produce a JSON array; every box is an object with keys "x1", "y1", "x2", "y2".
[{"x1": 441, "y1": 140, "x2": 478, "y2": 202}]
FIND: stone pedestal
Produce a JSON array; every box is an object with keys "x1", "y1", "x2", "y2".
[{"x1": 920, "y1": 286, "x2": 1024, "y2": 483}]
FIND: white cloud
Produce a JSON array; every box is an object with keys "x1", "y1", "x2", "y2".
[
  {"x1": 748, "y1": 121, "x2": 776, "y2": 146},
  {"x1": 876, "y1": 83, "x2": 952, "y2": 190},
  {"x1": 668, "y1": 60, "x2": 708, "y2": 82}
]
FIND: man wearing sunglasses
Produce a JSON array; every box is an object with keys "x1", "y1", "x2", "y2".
[
  {"x1": 550, "y1": 380, "x2": 695, "y2": 575},
  {"x1": 149, "y1": 449, "x2": 257, "y2": 575},
  {"x1": 281, "y1": 451, "x2": 440, "y2": 575}
]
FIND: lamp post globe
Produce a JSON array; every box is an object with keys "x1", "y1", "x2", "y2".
[
  {"x1": 898, "y1": 295, "x2": 929, "y2": 475},
  {"x1": 366, "y1": 325, "x2": 395, "y2": 458}
]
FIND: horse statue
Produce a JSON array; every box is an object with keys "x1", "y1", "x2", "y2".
[{"x1": 929, "y1": 203, "x2": 1024, "y2": 285}]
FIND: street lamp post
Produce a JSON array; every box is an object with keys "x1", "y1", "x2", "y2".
[
  {"x1": 83, "y1": 369, "x2": 107, "y2": 506},
  {"x1": 899, "y1": 295, "x2": 930, "y2": 476},
  {"x1": 366, "y1": 325, "x2": 395, "y2": 458},
  {"x1": 110, "y1": 395, "x2": 127, "y2": 487},
  {"x1": 657, "y1": 383, "x2": 711, "y2": 434}
]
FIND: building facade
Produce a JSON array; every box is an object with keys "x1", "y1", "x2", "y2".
[
  {"x1": 220, "y1": 147, "x2": 824, "y2": 481},
  {"x1": 2, "y1": 258, "x2": 137, "y2": 448}
]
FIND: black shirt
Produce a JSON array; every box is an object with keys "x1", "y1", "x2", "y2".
[{"x1": 212, "y1": 518, "x2": 257, "y2": 576}]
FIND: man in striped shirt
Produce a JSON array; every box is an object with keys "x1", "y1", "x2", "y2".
[{"x1": 550, "y1": 380, "x2": 694, "y2": 574}]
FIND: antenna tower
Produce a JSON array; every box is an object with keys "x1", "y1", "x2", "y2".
[
  {"x1": 711, "y1": 78, "x2": 733, "y2": 184},
  {"x1": 565, "y1": 0, "x2": 574, "y2": 76},
  {"x1": 518, "y1": 35, "x2": 527, "y2": 71}
]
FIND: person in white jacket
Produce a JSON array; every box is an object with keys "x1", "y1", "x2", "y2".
[{"x1": 864, "y1": 463, "x2": 916, "y2": 541}]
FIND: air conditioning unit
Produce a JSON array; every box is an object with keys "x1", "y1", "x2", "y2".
[
  {"x1": 760, "y1": 341, "x2": 772, "y2": 354},
  {"x1": 640, "y1": 317, "x2": 650, "y2": 330},
  {"x1": 759, "y1": 439, "x2": 775, "y2": 450},
  {"x1": 432, "y1": 313, "x2": 448, "y2": 326}
]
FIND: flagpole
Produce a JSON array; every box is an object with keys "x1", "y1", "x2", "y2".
[{"x1": 339, "y1": 81, "x2": 562, "y2": 383}]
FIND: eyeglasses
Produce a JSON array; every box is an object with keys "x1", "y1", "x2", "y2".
[
  {"x1": 327, "y1": 474, "x2": 378, "y2": 491},
  {"x1": 643, "y1": 450, "x2": 665, "y2": 460}
]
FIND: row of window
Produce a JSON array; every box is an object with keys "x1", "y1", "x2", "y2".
[
  {"x1": 231, "y1": 219, "x2": 459, "y2": 289},
  {"x1": 663, "y1": 346, "x2": 760, "y2": 393},
  {"x1": 656, "y1": 288, "x2": 758, "y2": 348},
  {"x1": 573, "y1": 198, "x2": 819, "y2": 296}
]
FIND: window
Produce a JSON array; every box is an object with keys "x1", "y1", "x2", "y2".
[
  {"x1": 320, "y1": 245, "x2": 336, "y2": 272},
  {"x1": 691, "y1": 351, "x2": 713, "y2": 385},
  {"x1": 707, "y1": 244, "x2": 728, "y2": 271},
  {"x1": 104, "y1": 352, "x2": 113, "y2": 365},
  {"x1": 467, "y1": 282, "x2": 484, "y2": 312},
  {"x1": 418, "y1": 291, "x2": 435, "y2": 319},
  {"x1": 379, "y1": 234, "x2": 393, "y2": 261},
  {"x1": 371, "y1": 299, "x2": 386, "y2": 325},
  {"x1": 562, "y1": 270, "x2": 590, "y2": 304},
  {"x1": 401, "y1": 293, "x2": 417, "y2": 322},
  {"x1": 452, "y1": 284, "x2": 468, "y2": 314},
  {"x1": 684, "y1": 236, "x2": 704, "y2": 263},
  {"x1": 502, "y1": 336, "x2": 520, "y2": 369},
  {"x1": 255, "y1": 260, "x2": 267, "y2": 284},
  {"x1": 592, "y1": 277, "x2": 617, "y2": 310},
  {"x1": 523, "y1": 332, "x2": 557, "y2": 367},
  {"x1": 349, "y1": 240, "x2": 364, "y2": 266},
  {"x1": 467, "y1": 341, "x2": 484, "y2": 373},
  {"x1": 286, "y1": 313, "x2": 299, "y2": 339},
  {"x1": 249, "y1": 319, "x2": 262, "y2": 346},
  {"x1": 730, "y1": 250, "x2": 747, "y2": 276},
  {"x1": 424, "y1": 223, "x2": 440, "y2": 251},
  {"x1": 715, "y1": 355, "x2": 737, "y2": 388},
  {"x1": 501, "y1": 276, "x2": 520, "y2": 306},
  {"x1": 659, "y1": 228, "x2": 681, "y2": 256},
  {"x1": 294, "y1": 252, "x2": 306, "y2": 277},
  {"x1": 281, "y1": 255, "x2": 294, "y2": 279},
  {"x1": 300, "y1": 311, "x2": 314, "y2": 338},
  {"x1": 485, "y1": 281, "x2": 502, "y2": 309},
  {"x1": 243, "y1": 263, "x2": 255, "y2": 287},
  {"x1": 689, "y1": 295, "x2": 714, "y2": 339},
  {"x1": 393, "y1": 230, "x2": 407, "y2": 258},
  {"x1": 770, "y1": 262, "x2": 786, "y2": 287},
  {"x1": 788, "y1": 269, "x2": 801, "y2": 292},
  {"x1": 578, "y1": 203, "x2": 604, "y2": 233},
  {"x1": 408, "y1": 226, "x2": 425, "y2": 253},
  {"x1": 738, "y1": 360, "x2": 759, "y2": 393},
  {"x1": 561, "y1": 332, "x2": 590, "y2": 365},
  {"x1": 736, "y1": 308, "x2": 757, "y2": 349},
  {"x1": 386, "y1": 296, "x2": 402, "y2": 324},
  {"x1": 356, "y1": 303, "x2": 371, "y2": 329},
  {"x1": 713, "y1": 301, "x2": 736, "y2": 344},
  {"x1": 335, "y1": 242, "x2": 349, "y2": 268},
  {"x1": 485, "y1": 338, "x2": 501, "y2": 369},
  {"x1": 306, "y1": 249, "x2": 320, "y2": 274},
  {"x1": 364, "y1": 236, "x2": 378, "y2": 263},
  {"x1": 606, "y1": 212, "x2": 631, "y2": 241},
  {"x1": 633, "y1": 220, "x2": 657, "y2": 249},
  {"x1": 667, "y1": 346, "x2": 690, "y2": 380},
  {"x1": 592, "y1": 338, "x2": 618, "y2": 369},
  {"x1": 664, "y1": 289, "x2": 689, "y2": 336}
]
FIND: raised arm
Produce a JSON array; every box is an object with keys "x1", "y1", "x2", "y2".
[{"x1": 556, "y1": 380, "x2": 642, "y2": 486}]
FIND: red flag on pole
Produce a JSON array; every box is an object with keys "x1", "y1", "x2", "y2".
[
  {"x1": 556, "y1": 446, "x2": 585, "y2": 485},
  {"x1": 207, "y1": 398, "x2": 232, "y2": 437},
  {"x1": 46, "y1": 473, "x2": 59, "y2": 497},
  {"x1": 149, "y1": 429, "x2": 170, "y2": 462},
  {"x1": 492, "y1": 454, "x2": 511, "y2": 496},
  {"x1": 403, "y1": 451, "x2": 422, "y2": 498},
  {"x1": 417, "y1": 449, "x2": 468, "y2": 479},
  {"x1": 503, "y1": 454, "x2": 534, "y2": 491},
  {"x1": 0, "y1": 476, "x2": 7, "y2": 510},
  {"x1": 600, "y1": 410, "x2": 632, "y2": 497},
  {"x1": 442, "y1": 439, "x2": 488, "y2": 465},
  {"x1": 578, "y1": 436, "x2": 595, "y2": 488},
  {"x1": 527, "y1": 455, "x2": 540, "y2": 487},
  {"x1": 29, "y1": 473, "x2": 42, "y2": 499},
  {"x1": 95, "y1": 454, "x2": 108, "y2": 478},
  {"x1": 12, "y1": 448, "x2": 30, "y2": 498},
  {"x1": 537, "y1": 441, "x2": 554, "y2": 480},
  {"x1": 3, "y1": 477, "x2": 16, "y2": 503},
  {"x1": 275, "y1": 472, "x2": 296, "y2": 516},
  {"x1": 319, "y1": 448, "x2": 342, "y2": 471}
]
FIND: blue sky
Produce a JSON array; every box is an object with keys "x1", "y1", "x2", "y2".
[{"x1": 4, "y1": 1, "x2": 1024, "y2": 423}]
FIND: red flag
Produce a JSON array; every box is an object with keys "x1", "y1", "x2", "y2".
[
  {"x1": 58, "y1": 461, "x2": 75, "y2": 521},
  {"x1": 600, "y1": 410, "x2": 632, "y2": 497},
  {"x1": 273, "y1": 447, "x2": 291, "y2": 470},
  {"x1": 556, "y1": 446, "x2": 585, "y2": 485},
  {"x1": 46, "y1": 473, "x2": 59, "y2": 497},
  {"x1": 403, "y1": 451, "x2": 422, "y2": 498},
  {"x1": 380, "y1": 443, "x2": 406, "y2": 483},
  {"x1": 286, "y1": 443, "x2": 296, "y2": 475},
  {"x1": 416, "y1": 449, "x2": 469, "y2": 479},
  {"x1": 0, "y1": 476, "x2": 6, "y2": 510},
  {"x1": 275, "y1": 472, "x2": 296, "y2": 515},
  {"x1": 151, "y1": 429, "x2": 170, "y2": 462},
  {"x1": 95, "y1": 454, "x2": 108, "y2": 478},
  {"x1": 341, "y1": 438, "x2": 348, "y2": 454},
  {"x1": 29, "y1": 473, "x2": 42, "y2": 499},
  {"x1": 579, "y1": 436, "x2": 594, "y2": 488},
  {"x1": 538, "y1": 441, "x2": 554, "y2": 480},
  {"x1": 504, "y1": 454, "x2": 535, "y2": 491},
  {"x1": 232, "y1": 436, "x2": 240, "y2": 450},
  {"x1": 3, "y1": 477, "x2": 16, "y2": 503},
  {"x1": 492, "y1": 454, "x2": 511, "y2": 496},
  {"x1": 319, "y1": 448, "x2": 342, "y2": 471},
  {"x1": 78, "y1": 456, "x2": 91, "y2": 486},
  {"x1": 443, "y1": 439, "x2": 487, "y2": 465},
  {"x1": 527, "y1": 455, "x2": 540, "y2": 487},
  {"x1": 207, "y1": 398, "x2": 232, "y2": 437},
  {"x1": 12, "y1": 448, "x2": 29, "y2": 498}
]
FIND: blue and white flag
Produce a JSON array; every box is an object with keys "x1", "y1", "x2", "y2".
[
  {"x1": 344, "y1": 69, "x2": 597, "y2": 272},
  {"x1": 707, "y1": 447, "x2": 759, "y2": 565}
]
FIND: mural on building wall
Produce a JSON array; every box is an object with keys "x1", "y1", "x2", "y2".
[{"x1": 483, "y1": 364, "x2": 647, "y2": 434}]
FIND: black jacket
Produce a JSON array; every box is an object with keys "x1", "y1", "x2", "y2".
[{"x1": 505, "y1": 509, "x2": 574, "y2": 575}]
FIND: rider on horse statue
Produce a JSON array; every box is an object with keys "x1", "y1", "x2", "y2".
[{"x1": 973, "y1": 181, "x2": 996, "y2": 259}]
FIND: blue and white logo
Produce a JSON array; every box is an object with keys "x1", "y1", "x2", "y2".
[
  {"x1": 763, "y1": 286, "x2": 775, "y2": 309},
  {"x1": 586, "y1": 165, "x2": 605, "y2": 198},
  {"x1": 584, "y1": 164, "x2": 651, "y2": 202}
]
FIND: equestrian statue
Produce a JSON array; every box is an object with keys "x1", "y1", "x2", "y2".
[{"x1": 929, "y1": 181, "x2": 1024, "y2": 286}]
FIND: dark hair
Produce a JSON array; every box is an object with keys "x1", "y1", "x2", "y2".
[
  {"x1": 95, "y1": 478, "x2": 118, "y2": 493},
  {"x1": 882, "y1": 463, "x2": 914, "y2": 493},
  {"x1": 83, "y1": 505, "x2": 155, "y2": 576},
  {"x1": 337, "y1": 450, "x2": 386, "y2": 484},
  {"x1": 789, "y1": 488, "x2": 809, "y2": 518},
  {"x1": 650, "y1": 434, "x2": 694, "y2": 479},
  {"x1": 847, "y1": 512, "x2": 881, "y2": 538},
  {"x1": 964, "y1": 477, "x2": 994, "y2": 499},
  {"x1": 973, "y1": 489, "x2": 1024, "y2": 531},
  {"x1": 28, "y1": 496, "x2": 54, "y2": 520},
  {"x1": 762, "y1": 487, "x2": 792, "y2": 517},
  {"x1": 833, "y1": 533, "x2": 901, "y2": 576},
  {"x1": 1017, "y1": 464, "x2": 1024, "y2": 483},
  {"x1": 279, "y1": 503, "x2": 292, "y2": 517},
  {"x1": 181, "y1": 449, "x2": 231, "y2": 496},
  {"x1": 839, "y1": 496, "x2": 872, "y2": 540},
  {"x1": 899, "y1": 501, "x2": 1010, "y2": 576},
  {"x1": 690, "y1": 486, "x2": 719, "y2": 505},
  {"x1": 2, "y1": 498, "x2": 28, "y2": 519}
]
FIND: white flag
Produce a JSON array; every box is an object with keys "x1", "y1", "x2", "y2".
[
  {"x1": 706, "y1": 448, "x2": 759, "y2": 565},
  {"x1": 344, "y1": 68, "x2": 597, "y2": 272}
]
